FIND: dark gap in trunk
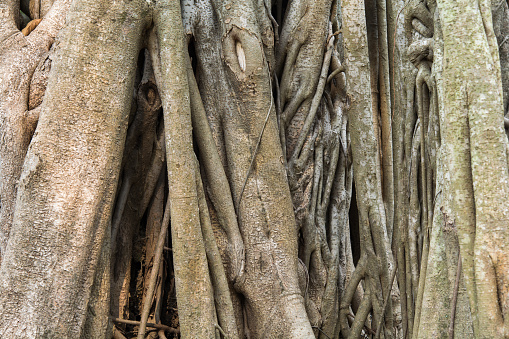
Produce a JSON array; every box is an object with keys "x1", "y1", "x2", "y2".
[
  {"x1": 188, "y1": 36, "x2": 198, "y2": 77},
  {"x1": 129, "y1": 254, "x2": 143, "y2": 321},
  {"x1": 273, "y1": 0, "x2": 289, "y2": 32},
  {"x1": 161, "y1": 169, "x2": 178, "y2": 333},
  {"x1": 349, "y1": 180, "x2": 360, "y2": 266}
]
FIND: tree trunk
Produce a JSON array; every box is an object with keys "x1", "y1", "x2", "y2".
[
  {"x1": 437, "y1": 0, "x2": 509, "y2": 337},
  {"x1": 0, "y1": 0, "x2": 148, "y2": 336},
  {"x1": 1, "y1": 0, "x2": 509, "y2": 338}
]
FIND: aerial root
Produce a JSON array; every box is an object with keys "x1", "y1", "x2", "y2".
[
  {"x1": 110, "y1": 317, "x2": 179, "y2": 335},
  {"x1": 137, "y1": 198, "x2": 171, "y2": 339},
  {"x1": 22, "y1": 19, "x2": 42, "y2": 36}
]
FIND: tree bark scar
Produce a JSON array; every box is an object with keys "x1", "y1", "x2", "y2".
[{"x1": 236, "y1": 41, "x2": 246, "y2": 72}]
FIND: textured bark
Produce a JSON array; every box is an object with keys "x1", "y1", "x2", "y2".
[
  {"x1": 0, "y1": 0, "x2": 70, "y2": 263},
  {"x1": 154, "y1": 0, "x2": 217, "y2": 337},
  {"x1": 437, "y1": 0, "x2": 509, "y2": 337},
  {"x1": 417, "y1": 140, "x2": 474, "y2": 338},
  {"x1": 410, "y1": 3, "x2": 470, "y2": 337},
  {"x1": 0, "y1": 0, "x2": 148, "y2": 336},
  {"x1": 2, "y1": 0, "x2": 509, "y2": 338},
  {"x1": 341, "y1": 0, "x2": 396, "y2": 337},
  {"x1": 188, "y1": 0, "x2": 315, "y2": 337}
]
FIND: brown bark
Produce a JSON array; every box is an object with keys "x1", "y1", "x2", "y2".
[
  {"x1": 0, "y1": 0, "x2": 148, "y2": 336},
  {"x1": 0, "y1": 0, "x2": 70, "y2": 263}
]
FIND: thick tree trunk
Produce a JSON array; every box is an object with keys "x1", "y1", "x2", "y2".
[
  {"x1": 437, "y1": 0, "x2": 509, "y2": 337},
  {"x1": 188, "y1": 0, "x2": 317, "y2": 337},
  {"x1": 0, "y1": 0, "x2": 148, "y2": 336},
  {"x1": 412, "y1": 2, "x2": 474, "y2": 338},
  {"x1": 0, "y1": 0, "x2": 70, "y2": 263}
]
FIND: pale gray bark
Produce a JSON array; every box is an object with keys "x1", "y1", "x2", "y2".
[
  {"x1": 437, "y1": 0, "x2": 509, "y2": 337},
  {"x1": 340, "y1": 0, "x2": 396, "y2": 337}
]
